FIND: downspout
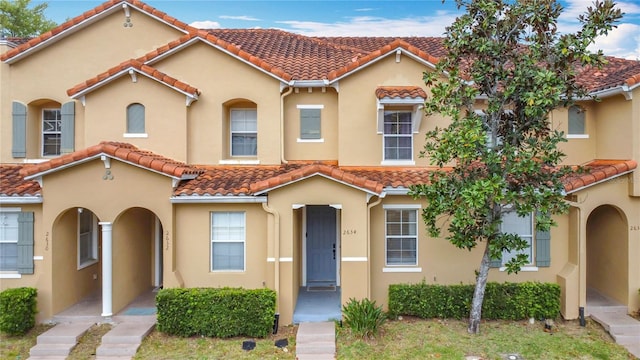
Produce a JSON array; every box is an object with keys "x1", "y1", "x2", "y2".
[
  {"x1": 280, "y1": 86, "x2": 293, "y2": 164},
  {"x1": 262, "y1": 202, "x2": 280, "y2": 311},
  {"x1": 366, "y1": 195, "x2": 384, "y2": 299}
]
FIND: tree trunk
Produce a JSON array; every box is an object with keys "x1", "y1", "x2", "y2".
[{"x1": 468, "y1": 239, "x2": 492, "y2": 334}]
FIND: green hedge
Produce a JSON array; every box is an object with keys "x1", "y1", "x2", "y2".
[
  {"x1": 389, "y1": 281, "x2": 560, "y2": 320},
  {"x1": 156, "y1": 287, "x2": 276, "y2": 338},
  {"x1": 0, "y1": 287, "x2": 38, "y2": 335}
]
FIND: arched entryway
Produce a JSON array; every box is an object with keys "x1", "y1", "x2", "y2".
[
  {"x1": 52, "y1": 206, "x2": 163, "y2": 317},
  {"x1": 586, "y1": 205, "x2": 629, "y2": 306}
]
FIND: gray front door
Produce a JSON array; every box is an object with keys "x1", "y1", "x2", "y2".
[{"x1": 306, "y1": 206, "x2": 337, "y2": 284}]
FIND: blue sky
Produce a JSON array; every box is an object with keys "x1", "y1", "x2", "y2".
[{"x1": 36, "y1": 0, "x2": 640, "y2": 59}]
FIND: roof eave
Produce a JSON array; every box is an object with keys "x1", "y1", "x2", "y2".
[
  {"x1": 0, "y1": 196, "x2": 43, "y2": 204},
  {"x1": 170, "y1": 195, "x2": 267, "y2": 203},
  {"x1": 253, "y1": 172, "x2": 381, "y2": 196},
  {"x1": 564, "y1": 169, "x2": 635, "y2": 195}
]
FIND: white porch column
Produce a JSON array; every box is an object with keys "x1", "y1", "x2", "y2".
[{"x1": 99, "y1": 222, "x2": 113, "y2": 317}]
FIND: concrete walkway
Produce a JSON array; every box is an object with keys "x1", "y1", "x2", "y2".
[
  {"x1": 296, "y1": 322, "x2": 336, "y2": 360},
  {"x1": 28, "y1": 322, "x2": 94, "y2": 359},
  {"x1": 587, "y1": 289, "x2": 640, "y2": 358}
]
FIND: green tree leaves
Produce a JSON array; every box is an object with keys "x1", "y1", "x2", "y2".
[{"x1": 1, "y1": 0, "x2": 56, "y2": 38}]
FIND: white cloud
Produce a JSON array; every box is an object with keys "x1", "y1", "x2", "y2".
[
  {"x1": 589, "y1": 23, "x2": 640, "y2": 59},
  {"x1": 189, "y1": 20, "x2": 221, "y2": 29},
  {"x1": 219, "y1": 15, "x2": 260, "y2": 21},
  {"x1": 277, "y1": 14, "x2": 459, "y2": 37},
  {"x1": 557, "y1": 0, "x2": 640, "y2": 59}
]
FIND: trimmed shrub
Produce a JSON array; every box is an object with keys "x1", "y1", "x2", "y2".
[
  {"x1": 389, "y1": 281, "x2": 560, "y2": 320},
  {"x1": 0, "y1": 287, "x2": 38, "y2": 335},
  {"x1": 342, "y1": 297, "x2": 387, "y2": 338},
  {"x1": 156, "y1": 287, "x2": 276, "y2": 338}
]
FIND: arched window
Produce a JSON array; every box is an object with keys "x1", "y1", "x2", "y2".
[
  {"x1": 568, "y1": 105, "x2": 586, "y2": 136},
  {"x1": 126, "y1": 103, "x2": 145, "y2": 134}
]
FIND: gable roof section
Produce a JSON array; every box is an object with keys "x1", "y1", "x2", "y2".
[
  {"x1": 21, "y1": 141, "x2": 202, "y2": 180},
  {"x1": 563, "y1": 159, "x2": 637, "y2": 194},
  {"x1": 0, "y1": 0, "x2": 195, "y2": 64},
  {"x1": 66, "y1": 58, "x2": 200, "y2": 102},
  {"x1": 376, "y1": 86, "x2": 427, "y2": 100}
]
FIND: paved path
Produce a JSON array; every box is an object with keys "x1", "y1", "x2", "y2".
[
  {"x1": 590, "y1": 306, "x2": 640, "y2": 358},
  {"x1": 296, "y1": 322, "x2": 336, "y2": 360}
]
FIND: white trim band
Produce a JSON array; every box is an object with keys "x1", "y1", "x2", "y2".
[
  {"x1": 383, "y1": 267, "x2": 422, "y2": 273},
  {"x1": 279, "y1": 257, "x2": 293, "y2": 262},
  {"x1": 267, "y1": 257, "x2": 275, "y2": 262},
  {"x1": 342, "y1": 257, "x2": 368, "y2": 262},
  {"x1": 0, "y1": 273, "x2": 21, "y2": 279}
]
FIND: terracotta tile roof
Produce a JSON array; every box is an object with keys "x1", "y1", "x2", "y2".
[
  {"x1": 174, "y1": 162, "x2": 439, "y2": 197},
  {"x1": 376, "y1": 86, "x2": 427, "y2": 99},
  {"x1": 67, "y1": 58, "x2": 200, "y2": 97},
  {"x1": 563, "y1": 159, "x2": 637, "y2": 193},
  {"x1": 1, "y1": 37, "x2": 32, "y2": 46},
  {"x1": 576, "y1": 57, "x2": 640, "y2": 93},
  {"x1": 0, "y1": 0, "x2": 195, "y2": 62},
  {"x1": 21, "y1": 142, "x2": 202, "y2": 179},
  {"x1": 0, "y1": 165, "x2": 41, "y2": 197}
]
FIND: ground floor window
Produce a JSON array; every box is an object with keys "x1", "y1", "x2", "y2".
[
  {"x1": 78, "y1": 209, "x2": 98, "y2": 269},
  {"x1": 0, "y1": 211, "x2": 19, "y2": 271},
  {"x1": 501, "y1": 210, "x2": 534, "y2": 265},
  {"x1": 211, "y1": 212, "x2": 245, "y2": 271},
  {"x1": 384, "y1": 207, "x2": 418, "y2": 266}
]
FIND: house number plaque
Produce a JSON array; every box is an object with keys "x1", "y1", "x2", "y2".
[
  {"x1": 630, "y1": 225, "x2": 640, "y2": 231},
  {"x1": 342, "y1": 229, "x2": 357, "y2": 235}
]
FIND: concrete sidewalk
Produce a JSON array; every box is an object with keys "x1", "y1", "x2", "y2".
[{"x1": 296, "y1": 322, "x2": 336, "y2": 360}]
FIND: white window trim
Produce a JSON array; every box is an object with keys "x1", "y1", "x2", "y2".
[
  {"x1": 499, "y1": 266, "x2": 539, "y2": 272},
  {"x1": 297, "y1": 104, "x2": 324, "y2": 141},
  {"x1": 500, "y1": 209, "x2": 535, "y2": 267},
  {"x1": 219, "y1": 159, "x2": 260, "y2": 165},
  {"x1": 77, "y1": 210, "x2": 98, "y2": 270},
  {"x1": 382, "y1": 110, "x2": 415, "y2": 163},
  {"x1": 383, "y1": 206, "x2": 420, "y2": 267},
  {"x1": 230, "y1": 108, "x2": 258, "y2": 157},
  {"x1": 566, "y1": 134, "x2": 589, "y2": 139},
  {"x1": 123, "y1": 133, "x2": 149, "y2": 138},
  {"x1": 0, "y1": 208, "x2": 20, "y2": 276},
  {"x1": 210, "y1": 211, "x2": 246, "y2": 272},
  {"x1": 41, "y1": 107, "x2": 61, "y2": 157}
]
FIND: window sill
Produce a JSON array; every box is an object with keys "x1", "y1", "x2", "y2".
[
  {"x1": 566, "y1": 134, "x2": 589, "y2": 139},
  {"x1": 0, "y1": 273, "x2": 22, "y2": 279},
  {"x1": 381, "y1": 160, "x2": 415, "y2": 166},
  {"x1": 210, "y1": 270, "x2": 246, "y2": 273},
  {"x1": 78, "y1": 259, "x2": 98, "y2": 270},
  {"x1": 382, "y1": 267, "x2": 422, "y2": 273},
  {"x1": 123, "y1": 133, "x2": 148, "y2": 138},
  {"x1": 219, "y1": 159, "x2": 260, "y2": 165},
  {"x1": 297, "y1": 138, "x2": 324, "y2": 143},
  {"x1": 498, "y1": 266, "x2": 539, "y2": 272}
]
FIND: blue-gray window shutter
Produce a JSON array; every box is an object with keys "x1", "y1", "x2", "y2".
[
  {"x1": 300, "y1": 109, "x2": 321, "y2": 139},
  {"x1": 12, "y1": 101, "x2": 27, "y2": 158},
  {"x1": 17, "y1": 212, "x2": 34, "y2": 275},
  {"x1": 60, "y1": 101, "x2": 75, "y2": 154},
  {"x1": 536, "y1": 214, "x2": 551, "y2": 267},
  {"x1": 489, "y1": 256, "x2": 502, "y2": 268},
  {"x1": 127, "y1": 103, "x2": 145, "y2": 133}
]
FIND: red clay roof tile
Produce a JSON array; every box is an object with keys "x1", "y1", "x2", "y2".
[
  {"x1": 376, "y1": 86, "x2": 428, "y2": 99},
  {"x1": 20, "y1": 142, "x2": 202, "y2": 179},
  {"x1": 0, "y1": 165, "x2": 41, "y2": 197},
  {"x1": 562, "y1": 159, "x2": 637, "y2": 193}
]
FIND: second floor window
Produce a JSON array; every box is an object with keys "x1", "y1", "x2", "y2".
[
  {"x1": 230, "y1": 109, "x2": 257, "y2": 156},
  {"x1": 568, "y1": 105, "x2": 586, "y2": 137},
  {"x1": 42, "y1": 109, "x2": 61, "y2": 156},
  {"x1": 126, "y1": 103, "x2": 145, "y2": 134},
  {"x1": 383, "y1": 111, "x2": 413, "y2": 161}
]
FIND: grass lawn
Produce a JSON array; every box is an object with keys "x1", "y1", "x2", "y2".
[{"x1": 1, "y1": 318, "x2": 635, "y2": 360}]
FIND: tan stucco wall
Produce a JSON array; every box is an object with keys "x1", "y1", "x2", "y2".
[
  {"x1": 112, "y1": 207, "x2": 154, "y2": 313},
  {"x1": 37, "y1": 158, "x2": 174, "y2": 318},
  {"x1": 82, "y1": 75, "x2": 189, "y2": 162},
  {"x1": 569, "y1": 174, "x2": 640, "y2": 313},
  {"x1": 552, "y1": 102, "x2": 597, "y2": 165},
  {"x1": 173, "y1": 203, "x2": 269, "y2": 287},
  {"x1": 1, "y1": 9, "x2": 185, "y2": 163},
  {"x1": 148, "y1": 41, "x2": 283, "y2": 165},
  {"x1": 336, "y1": 55, "x2": 449, "y2": 166},
  {"x1": 369, "y1": 196, "x2": 570, "y2": 312},
  {"x1": 267, "y1": 176, "x2": 371, "y2": 324},
  {"x1": 0, "y1": 204, "x2": 50, "y2": 323},
  {"x1": 283, "y1": 89, "x2": 339, "y2": 160}
]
